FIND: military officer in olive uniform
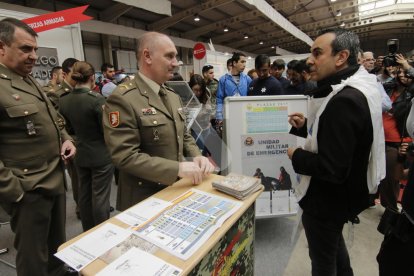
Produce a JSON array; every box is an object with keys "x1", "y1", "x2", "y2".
[
  {"x1": 42, "y1": 65, "x2": 63, "y2": 94},
  {"x1": 48, "y1": 58, "x2": 78, "y2": 109},
  {"x1": 0, "y1": 18, "x2": 76, "y2": 276},
  {"x1": 43, "y1": 57, "x2": 82, "y2": 221},
  {"x1": 103, "y1": 32, "x2": 215, "y2": 211},
  {"x1": 59, "y1": 61, "x2": 114, "y2": 231}
]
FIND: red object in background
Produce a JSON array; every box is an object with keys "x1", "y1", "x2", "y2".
[
  {"x1": 23, "y1": 5, "x2": 92, "y2": 33},
  {"x1": 193, "y1": 42, "x2": 206, "y2": 60}
]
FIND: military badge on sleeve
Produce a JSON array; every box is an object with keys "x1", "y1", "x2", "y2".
[{"x1": 109, "y1": 111, "x2": 120, "y2": 127}]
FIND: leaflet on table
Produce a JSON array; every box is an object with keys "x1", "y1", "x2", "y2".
[
  {"x1": 55, "y1": 223, "x2": 131, "y2": 271},
  {"x1": 115, "y1": 197, "x2": 172, "y2": 226},
  {"x1": 131, "y1": 189, "x2": 242, "y2": 260},
  {"x1": 99, "y1": 233, "x2": 159, "y2": 264},
  {"x1": 96, "y1": 247, "x2": 182, "y2": 276}
]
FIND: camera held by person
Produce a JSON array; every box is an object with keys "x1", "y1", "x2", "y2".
[{"x1": 383, "y1": 39, "x2": 399, "y2": 67}]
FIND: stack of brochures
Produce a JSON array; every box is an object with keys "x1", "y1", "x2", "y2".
[{"x1": 212, "y1": 173, "x2": 262, "y2": 200}]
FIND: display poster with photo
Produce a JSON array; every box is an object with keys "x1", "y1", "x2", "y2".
[
  {"x1": 224, "y1": 95, "x2": 307, "y2": 218},
  {"x1": 241, "y1": 133, "x2": 298, "y2": 216}
]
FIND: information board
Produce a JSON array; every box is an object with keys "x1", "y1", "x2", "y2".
[{"x1": 223, "y1": 95, "x2": 308, "y2": 218}]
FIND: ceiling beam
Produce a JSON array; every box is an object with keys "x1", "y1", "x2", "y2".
[
  {"x1": 288, "y1": 0, "x2": 358, "y2": 22},
  {"x1": 114, "y1": 0, "x2": 171, "y2": 16},
  {"x1": 100, "y1": 3, "x2": 133, "y2": 22},
  {"x1": 272, "y1": 0, "x2": 322, "y2": 11},
  {"x1": 228, "y1": 27, "x2": 294, "y2": 49},
  {"x1": 213, "y1": 21, "x2": 279, "y2": 43},
  {"x1": 148, "y1": 0, "x2": 234, "y2": 31},
  {"x1": 183, "y1": 9, "x2": 263, "y2": 39},
  {"x1": 242, "y1": 0, "x2": 313, "y2": 46}
]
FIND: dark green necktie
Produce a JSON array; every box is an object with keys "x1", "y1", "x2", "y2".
[{"x1": 159, "y1": 87, "x2": 172, "y2": 115}]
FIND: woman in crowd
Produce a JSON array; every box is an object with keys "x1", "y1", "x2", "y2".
[
  {"x1": 380, "y1": 65, "x2": 414, "y2": 211},
  {"x1": 59, "y1": 61, "x2": 115, "y2": 231},
  {"x1": 189, "y1": 74, "x2": 213, "y2": 153}
]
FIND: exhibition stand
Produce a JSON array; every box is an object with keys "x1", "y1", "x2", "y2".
[
  {"x1": 58, "y1": 174, "x2": 263, "y2": 275},
  {"x1": 223, "y1": 95, "x2": 308, "y2": 218}
]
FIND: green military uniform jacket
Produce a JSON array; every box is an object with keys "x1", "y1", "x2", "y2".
[
  {"x1": 47, "y1": 80, "x2": 71, "y2": 110},
  {"x1": 59, "y1": 87, "x2": 112, "y2": 167},
  {"x1": 103, "y1": 73, "x2": 201, "y2": 211},
  {"x1": 0, "y1": 65, "x2": 72, "y2": 205},
  {"x1": 42, "y1": 80, "x2": 61, "y2": 94}
]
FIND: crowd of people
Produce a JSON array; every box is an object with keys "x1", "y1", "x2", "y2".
[{"x1": 1, "y1": 15, "x2": 414, "y2": 276}]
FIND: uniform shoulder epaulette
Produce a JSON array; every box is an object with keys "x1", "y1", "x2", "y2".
[
  {"x1": 87, "y1": 91, "x2": 99, "y2": 97},
  {"x1": 164, "y1": 85, "x2": 175, "y2": 93},
  {"x1": 58, "y1": 87, "x2": 71, "y2": 97},
  {"x1": 0, "y1": 73, "x2": 10, "y2": 80},
  {"x1": 59, "y1": 91, "x2": 70, "y2": 98},
  {"x1": 117, "y1": 82, "x2": 136, "y2": 95},
  {"x1": 43, "y1": 86, "x2": 54, "y2": 93}
]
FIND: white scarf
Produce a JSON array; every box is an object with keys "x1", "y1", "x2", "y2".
[{"x1": 294, "y1": 66, "x2": 386, "y2": 201}]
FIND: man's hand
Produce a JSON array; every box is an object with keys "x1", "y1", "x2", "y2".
[
  {"x1": 287, "y1": 147, "x2": 298, "y2": 160},
  {"x1": 178, "y1": 162, "x2": 203, "y2": 184},
  {"x1": 61, "y1": 140, "x2": 76, "y2": 162},
  {"x1": 193, "y1": 156, "x2": 215, "y2": 175},
  {"x1": 288, "y1": 112, "x2": 305, "y2": 129}
]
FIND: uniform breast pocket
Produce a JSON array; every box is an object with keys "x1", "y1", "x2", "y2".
[
  {"x1": 5, "y1": 103, "x2": 39, "y2": 135},
  {"x1": 177, "y1": 108, "x2": 187, "y2": 122},
  {"x1": 139, "y1": 115, "x2": 169, "y2": 145}
]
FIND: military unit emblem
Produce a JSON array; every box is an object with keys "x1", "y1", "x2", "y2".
[{"x1": 109, "y1": 111, "x2": 120, "y2": 127}]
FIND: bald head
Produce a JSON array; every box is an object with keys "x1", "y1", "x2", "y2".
[{"x1": 137, "y1": 32, "x2": 178, "y2": 84}]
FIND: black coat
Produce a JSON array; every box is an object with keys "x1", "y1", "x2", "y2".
[{"x1": 290, "y1": 66, "x2": 373, "y2": 223}]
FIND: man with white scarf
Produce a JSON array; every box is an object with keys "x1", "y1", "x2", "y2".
[{"x1": 287, "y1": 28, "x2": 385, "y2": 276}]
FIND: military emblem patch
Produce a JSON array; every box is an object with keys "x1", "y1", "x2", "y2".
[
  {"x1": 109, "y1": 111, "x2": 120, "y2": 127},
  {"x1": 142, "y1": 107, "x2": 157, "y2": 115}
]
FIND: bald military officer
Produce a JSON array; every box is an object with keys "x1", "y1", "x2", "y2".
[
  {"x1": 103, "y1": 32, "x2": 215, "y2": 211},
  {"x1": 0, "y1": 18, "x2": 76, "y2": 275}
]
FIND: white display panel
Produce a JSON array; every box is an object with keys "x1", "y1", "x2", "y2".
[{"x1": 223, "y1": 95, "x2": 307, "y2": 218}]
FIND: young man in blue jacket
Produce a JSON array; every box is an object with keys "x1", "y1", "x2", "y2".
[{"x1": 215, "y1": 52, "x2": 252, "y2": 124}]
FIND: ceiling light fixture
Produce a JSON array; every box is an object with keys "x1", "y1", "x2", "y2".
[
  {"x1": 271, "y1": 45, "x2": 275, "y2": 49},
  {"x1": 340, "y1": 22, "x2": 345, "y2": 27},
  {"x1": 224, "y1": 26, "x2": 229, "y2": 32},
  {"x1": 244, "y1": 34, "x2": 248, "y2": 39},
  {"x1": 336, "y1": 10, "x2": 342, "y2": 17},
  {"x1": 259, "y1": 41, "x2": 264, "y2": 45},
  {"x1": 194, "y1": 14, "x2": 200, "y2": 22}
]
